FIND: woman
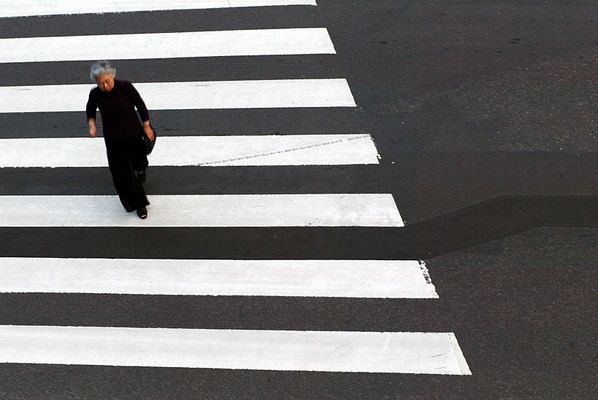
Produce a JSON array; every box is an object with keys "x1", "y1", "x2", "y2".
[{"x1": 86, "y1": 61, "x2": 154, "y2": 219}]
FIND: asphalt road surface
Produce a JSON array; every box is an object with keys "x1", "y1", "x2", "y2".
[{"x1": 0, "y1": 1, "x2": 597, "y2": 399}]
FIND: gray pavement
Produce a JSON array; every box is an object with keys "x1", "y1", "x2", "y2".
[{"x1": 0, "y1": 0, "x2": 597, "y2": 398}]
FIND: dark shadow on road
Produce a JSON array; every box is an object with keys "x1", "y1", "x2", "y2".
[{"x1": 397, "y1": 194, "x2": 598, "y2": 258}]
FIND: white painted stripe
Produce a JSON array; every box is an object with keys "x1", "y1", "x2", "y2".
[
  {"x1": 0, "y1": 29, "x2": 335, "y2": 63},
  {"x1": 0, "y1": 194, "x2": 403, "y2": 227},
  {"x1": 0, "y1": 79, "x2": 356, "y2": 113},
  {"x1": 0, "y1": 258, "x2": 436, "y2": 298},
  {"x1": 0, "y1": 0, "x2": 316, "y2": 18},
  {"x1": 0, "y1": 135, "x2": 378, "y2": 167},
  {"x1": 0, "y1": 325, "x2": 471, "y2": 374}
]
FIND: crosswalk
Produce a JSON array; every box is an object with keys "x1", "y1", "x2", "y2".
[
  {"x1": 0, "y1": 0, "x2": 471, "y2": 386},
  {"x1": 0, "y1": 258, "x2": 436, "y2": 298},
  {"x1": 0, "y1": 326, "x2": 469, "y2": 374},
  {"x1": 0, "y1": 194, "x2": 403, "y2": 227},
  {"x1": 0, "y1": 134, "x2": 380, "y2": 167},
  {"x1": 0, "y1": 0, "x2": 317, "y2": 18},
  {"x1": 0, "y1": 79, "x2": 356, "y2": 112},
  {"x1": 0, "y1": 28, "x2": 336, "y2": 62}
]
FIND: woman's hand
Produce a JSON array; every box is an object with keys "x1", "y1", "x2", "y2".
[
  {"x1": 88, "y1": 118, "x2": 96, "y2": 138},
  {"x1": 143, "y1": 124, "x2": 154, "y2": 141}
]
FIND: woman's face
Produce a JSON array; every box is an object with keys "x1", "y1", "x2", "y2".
[{"x1": 96, "y1": 73, "x2": 114, "y2": 92}]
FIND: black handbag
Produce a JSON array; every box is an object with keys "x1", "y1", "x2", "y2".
[{"x1": 141, "y1": 125, "x2": 157, "y2": 155}]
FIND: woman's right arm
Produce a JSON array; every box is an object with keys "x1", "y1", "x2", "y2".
[{"x1": 86, "y1": 91, "x2": 97, "y2": 138}]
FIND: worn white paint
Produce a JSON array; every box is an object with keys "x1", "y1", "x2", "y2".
[
  {"x1": 0, "y1": 325, "x2": 471, "y2": 374},
  {"x1": 0, "y1": 0, "x2": 316, "y2": 18},
  {"x1": 0, "y1": 28, "x2": 335, "y2": 63},
  {"x1": 0, "y1": 135, "x2": 379, "y2": 167},
  {"x1": 0, "y1": 194, "x2": 404, "y2": 227},
  {"x1": 0, "y1": 258, "x2": 437, "y2": 298},
  {"x1": 0, "y1": 79, "x2": 355, "y2": 113}
]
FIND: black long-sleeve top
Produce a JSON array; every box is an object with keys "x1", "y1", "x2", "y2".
[{"x1": 86, "y1": 79, "x2": 149, "y2": 140}]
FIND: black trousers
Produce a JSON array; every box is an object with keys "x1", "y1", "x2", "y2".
[{"x1": 105, "y1": 136, "x2": 149, "y2": 212}]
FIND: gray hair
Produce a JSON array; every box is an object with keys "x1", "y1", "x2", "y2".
[{"x1": 90, "y1": 61, "x2": 116, "y2": 82}]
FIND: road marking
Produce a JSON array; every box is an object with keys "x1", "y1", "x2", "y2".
[
  {"x1": 0, "y1": 194, "x2": 404, "y2": 227},
  {"x1": 0, "y1": 135, "x2": 378, "y2": 167},
  {"x1": 0, "y1": 258, "x2": 436, "y2": 298},
  {"x1": 0, "y1": 257, "x2": 438, "y2": 299},
  {"x1": 0, "y1": 0, "x2": 316, "y2": 18},
  {"x1": 0, "y1": 325, "x2": 471, "y2": 374},
  {"x1": 0, "y1": 79, "x2": 356, "y2": 113},
  {"x1": 0, "y1": 29, "x2": 335, "y2": 63}
]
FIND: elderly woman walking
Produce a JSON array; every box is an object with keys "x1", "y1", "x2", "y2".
[{"x1": 86, "y1": 61, "x2": 154, "y2": 219}]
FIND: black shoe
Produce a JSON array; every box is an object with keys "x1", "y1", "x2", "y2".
[
  {"x1": 137, "y1": 207, "x2": 147, "y2": 219},
  {"x1": 137, "y1": 169, "x2": 146, "y2": 183}
]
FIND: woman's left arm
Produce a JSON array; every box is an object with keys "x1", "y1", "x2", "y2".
[
  {"x1": 142, "y1": 120, "x2": 154, "y2": 141},
  {"x1": 126, "y1": 81, "x2": 154, "y2": 140}
]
